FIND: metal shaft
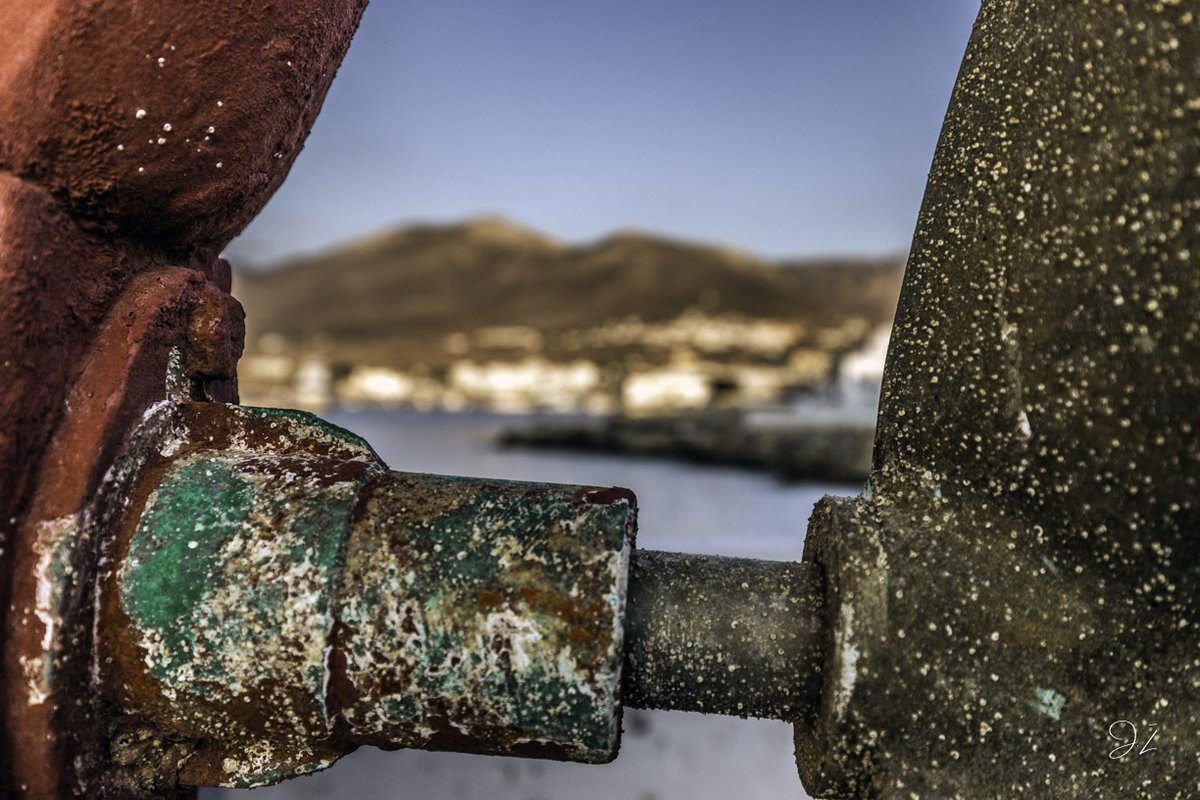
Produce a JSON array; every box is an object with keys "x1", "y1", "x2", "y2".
[{"x1": 622, "y1": 549, "x2": 826, "y2": 722}]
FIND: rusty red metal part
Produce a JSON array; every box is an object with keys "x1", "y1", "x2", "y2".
[{"x1": 0, "y1": 2, "x2": 367, "y2": 795}]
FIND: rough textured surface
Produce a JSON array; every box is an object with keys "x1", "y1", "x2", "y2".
[
  {"x1": 0, "y1": 0, "x2": 368, "y2": 254},
  {"x1": 337, "y1": 475, "x2": 634, "y2": 765},
  {"x1": 0, "y1": 2, "x2": 365, "y2": 795},
  {"x1": 101, "y1": 403, "x2": 383, "y2": 790},
  {"x1": 796, "y1": 2, "x2": 1200, "y2": 798},
  {"x1": 622, "y1": 550, "x2": 825, "y2": 722},
  {"x1": 2, "y1": 268, "x2": 242, "y2": 799},
  {"x1": 99, "y1": 402, "x2": 635, "y2": 790}
]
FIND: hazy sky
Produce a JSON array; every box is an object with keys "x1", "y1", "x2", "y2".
[{"x1": 225, "y1": 1, "x2": 981, "y2": 268}]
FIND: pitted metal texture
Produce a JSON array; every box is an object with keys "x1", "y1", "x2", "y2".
[{"x1": 97, "y1": 402, "x2": 636, "y2": 789}]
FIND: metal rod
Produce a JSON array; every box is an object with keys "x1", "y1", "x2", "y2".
[{"x1": 622, "y1": 549, "x2": 826, "y2": 722}]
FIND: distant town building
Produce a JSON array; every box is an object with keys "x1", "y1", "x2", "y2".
[
  {"x1": 340, "y1": 366, "x2": 416, "y2": 406},
  {"x1": 293, "y1": 357, "x2": 334, "y2": 411},
  {"x1": 622, "y1": 367, "x2": 712, "y2": 415},
  {"x1": 448, "y1": 358, "x2": 601, "y2": 413},
  {"x1": 235, "y1": 316, "x2": 891, "y2": 417}
]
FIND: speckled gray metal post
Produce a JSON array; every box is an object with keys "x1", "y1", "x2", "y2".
[
  {"x1": 794, "y1": 3, "x2": 1200, "y2": 798},
  {"x1": 622, "y1": 550, "x2": 825, "y2": 722}
]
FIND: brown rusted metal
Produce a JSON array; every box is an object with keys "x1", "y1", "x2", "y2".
[
  {"x1": 0, "y1": 2, "x2": 367, "y2": 795},
  {"x1": 3, "y1": 272, "x2": 242, "y2": 799}
]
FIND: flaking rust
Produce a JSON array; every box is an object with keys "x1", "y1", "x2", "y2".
[
  {"x1": 97, "y1": 400, "x2": 635, "y2": 789},
  {"x1": 19, "y1": 516, "x2": 78, "y2": 710}
]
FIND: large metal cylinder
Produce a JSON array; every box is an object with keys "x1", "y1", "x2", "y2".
[{"x1": 793, "y1": 3, "x2": 1200, "y2": 798}]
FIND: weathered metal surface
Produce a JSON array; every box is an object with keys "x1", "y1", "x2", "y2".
[
  {"x1": 2, "y1": 271, "x2": 242, "y2": 799},
  {"x1": 98, "y1": 400, "x2": 635, "y2": 789},
  {"x1": 14, "y1": 0, "x2": 1200, "y2": 796},
  {"x1": 336, "y1": 475, "x2": 634, "y2": 763},
  {"x1": 0, "y1": 1, "x2": 365, "y2": 795},
  {"x1": 794, "y1": 3, "x2": 1200, "y2": 798},
  {"x1": 0, "y1": 0, "x2": 369, "y2": 250},
  {"x1": 106, "y1": 403, "x2": 383, "y2": 789},
  {"x1": 622, "y1": 550, "x2": 824, "y2": 722}
]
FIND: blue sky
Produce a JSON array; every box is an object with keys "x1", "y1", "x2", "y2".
[{"x1": 226, "y1": 1, "x2": 980, "y2": 267}]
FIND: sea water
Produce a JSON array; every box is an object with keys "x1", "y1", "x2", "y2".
[{"x1": 207, "y1": 410, "x2": 857, "y2": 800}]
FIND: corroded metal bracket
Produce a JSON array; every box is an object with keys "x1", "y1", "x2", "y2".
[
  {"x1": 0, "y1": 1, "x2": 829, "y2": 794},
  {"x1": 3, "y1": 364, "x2": 829, "y2": 796},
  {"x1": 11, "y1": 370, "x2": 829, "y2": 795}
]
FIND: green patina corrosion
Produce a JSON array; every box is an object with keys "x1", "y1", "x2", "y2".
[
  {"x1": 123, "y1": 459, "x2": 255, "y2": 675},
  {"x1": 123, "y1": 456, "x2": 356, "y2": 698},
  {"x1": 118, "y1": 406, "x2": 384, "y2": 786},
  {"x1": 117, "y1": 403, "x2": 633, "y2": 784},
  {"x1": 338, "y1": 476, "x2": 633, "y2": 762}
]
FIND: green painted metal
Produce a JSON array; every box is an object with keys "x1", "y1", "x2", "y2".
[
  {"x1": 116, "y1": 407, "x2": 382, "y2": 786},
  {"x1": 337, "y1": 474, "x2": 634, "y2": 762},
  {"x1": 108, "y1": 401, "x2": 635, "y2": 788}
]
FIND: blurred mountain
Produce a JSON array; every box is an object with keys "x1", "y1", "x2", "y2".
[{"x1": 232, "y1": 216, "x2": 905, "y2": 376}]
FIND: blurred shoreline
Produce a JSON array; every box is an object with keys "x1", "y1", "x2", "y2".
[
  {"x1": 498, "y1": 406, "x2": 874, "y2": 484},
  {"x1": 233, "y1": 217, "x2": 896, "y2": 484}
]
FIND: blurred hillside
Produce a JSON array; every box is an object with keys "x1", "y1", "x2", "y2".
[{"x1": 231, "y1": 217, "x2": 905, "y2": 413}]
